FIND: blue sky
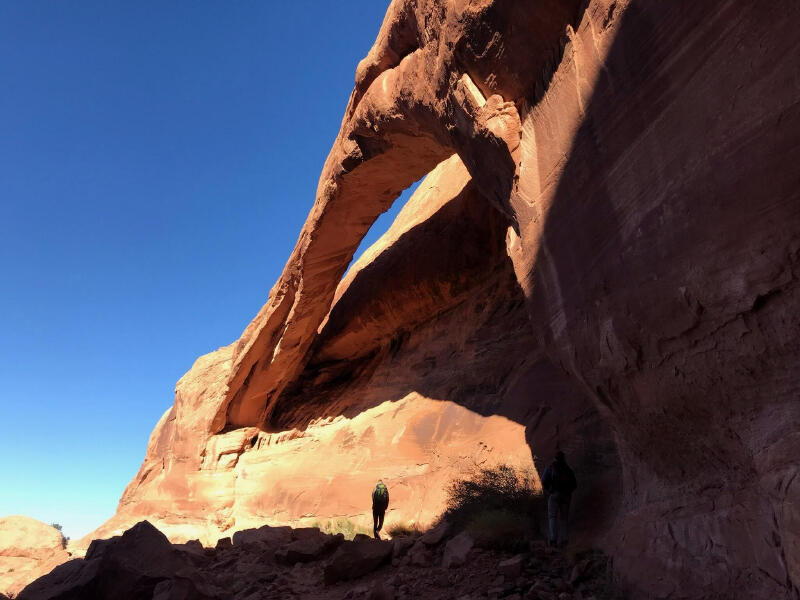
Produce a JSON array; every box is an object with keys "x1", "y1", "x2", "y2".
[{"x1": 0, "y1": 1, "x2": 415, "y2": 540}]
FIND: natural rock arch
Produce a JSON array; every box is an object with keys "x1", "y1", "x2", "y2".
[{"x1": 213, "y1": 0, "x2": 584, "y2": 433}]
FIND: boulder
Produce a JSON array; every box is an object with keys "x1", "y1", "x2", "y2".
[
  {"x1": 215, "y1": 537, "x2": 232, "y2": 550},
  {"x1": 391, "y1": 535, "x2": 415, "y2": 558},
  {"x1": 0, "y1": 516, "x2": 65, "y2": 559},
  {"x1": 232, "y1": 525, "x2": 292, "y2": 549},
  {"x1": 420, "y1": 521, "x2": 450, "y2": 546},
  {"x1": 0, "y1": 517, "x2": 69, "y2": 598},
  {"x1": 173, "y1": 542, "x2": 208, "y2": 569},
  {"x1": 16, "y1": 559, "x2": 91, "y2": 600},
  {"x1": 175, "y1": 539, "x2": 205, "y2": 556},
  {"x1": 442, "y1": 532, "x2": 474, "y2": 569},
  {"x1": 275, "y1": 531, "x2": 343, "y2": 564},
  {"x1": 17, "y1": 521, "x2": 206, "y2": 600},
  {"x1": 409, "y1": 541, "x2": 431, "y2": 567},
  {"x1": 324, "y1": 538, "x2": 392, "y2": 584},
  {"x1": 498, "y1": 555, "x2": 525, "y2": 579},
  {"x1": 367, "y1": 580, "x2": 396, "y2": 600},
  {"x1": 83, "y1": 521, "x2": 187, "y2": 575},
  {"x1": 151, "y1": 577, "x2": 213, "y2": 600},
  {"x1": 569, "y1": 559, "x2": 592, "y2": 585}
]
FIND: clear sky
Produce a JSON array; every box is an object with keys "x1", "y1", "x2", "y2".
[{"x1": 0, "y1": 1, "x2": 415, "y2": 540}]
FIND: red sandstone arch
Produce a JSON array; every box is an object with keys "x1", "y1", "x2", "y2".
[{"x1": 213, "y1": 0, "x2": 582, "y2": 432}]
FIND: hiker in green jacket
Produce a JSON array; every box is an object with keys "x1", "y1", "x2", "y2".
[{"x1": 372, "y1": 480, "x2": 389, "y2": 539}]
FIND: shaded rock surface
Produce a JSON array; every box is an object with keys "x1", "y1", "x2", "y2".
[
  {"x1": 442, "y1": 532, "x2": 474, "y2": 569},
  {"x1": 324, "y1": 537, "x2": 393, "y2": 584},
  {"x1": 20, "y1": 521, "x2": 621, "y2": 600},
  {"x1": 18, "y1": 521, "x2": 215, "y2": 600},
  {"x1": 275, "y1": 530, "x2": 344, "y2": 564}
]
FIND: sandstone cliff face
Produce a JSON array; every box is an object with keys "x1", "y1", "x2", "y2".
[
  {"x1": 505, "y1": 2, "x2": 800, "y2": 596},
  {"x1": 84, "y1": 1, "x2": 799, "y2": 598}
]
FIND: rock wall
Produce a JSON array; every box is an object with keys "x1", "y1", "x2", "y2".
[
  {"x1": 84, "y1": 0, "x2": 799, "y2": 598},
  {"x1": 506, "y1": 1, "x2": 800, "y2": 597}
]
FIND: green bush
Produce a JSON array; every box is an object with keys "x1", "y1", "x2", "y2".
[
  {"x1": 50, "y1": 523, "x2": 69, "y2": 548},
  {"x1": 442, "y1": 464, "x2": 544, "y2": 550}
]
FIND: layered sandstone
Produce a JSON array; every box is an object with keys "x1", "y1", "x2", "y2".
[{"x1": 73, "y1": 0, "x2": 799, "y2": 599}]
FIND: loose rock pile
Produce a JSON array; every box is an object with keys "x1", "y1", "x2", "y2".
[{"x1": 17, "y1": 521, "x2": 623, "y2": 600}]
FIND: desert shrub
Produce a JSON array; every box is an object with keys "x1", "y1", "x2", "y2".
[
  {"x1": 386, "y1": 521, "x2": 422, "y2": 537},
  {"x1": 50, "y1": 522, "x2": 68, "y2": 548},
  {"x1": 311, "y1": 518, "x2": 372, "y2": 540},
  {"x1": 442, "y1": 464, "x2": 545, "y2": 550}
]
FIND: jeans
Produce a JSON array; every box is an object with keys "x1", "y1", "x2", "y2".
[
  {"x1": 373, "y1": 508, "x2": 385, "y2": 538},
  {"x1": 548, "y1": 492, "x2": 571, "y2": 545}
]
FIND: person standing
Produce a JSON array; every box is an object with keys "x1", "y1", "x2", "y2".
[
  {"x1": 542, "y1": 450, "x2": 577, "y2": 547},
  {"x1": 372, "y1": 480, "x2": 389, "y2": 539}
]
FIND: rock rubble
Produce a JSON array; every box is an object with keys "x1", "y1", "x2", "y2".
[{"x1": 19, "y1": 521, "x2": 622, "y2": 600}]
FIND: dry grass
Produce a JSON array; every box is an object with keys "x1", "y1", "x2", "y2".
[
  {"x1": 386, "y1": 521, "x2": 423, "y2": 537},
  {"x1": 310, "y1": 518, "x2": 373, "y2": 540}
]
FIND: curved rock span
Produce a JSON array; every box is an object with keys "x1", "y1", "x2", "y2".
[{"x1": 77, "y1": 0, "x2": 799, "y2": 598}]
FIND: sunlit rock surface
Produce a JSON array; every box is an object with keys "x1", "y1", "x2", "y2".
[{"x1": 0, "y1": 516, "x2": 69, "y2": 598}]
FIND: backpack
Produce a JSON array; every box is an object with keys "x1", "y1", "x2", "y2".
[
  {"x1": 373, "y1": 482, "x2": 388, "y2": 507},
  {"x1": 551, "y1": 462, "x2": 574, "y2": 494}
]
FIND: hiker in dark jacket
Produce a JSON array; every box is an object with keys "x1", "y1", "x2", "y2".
[
  {"x1": 372, "y1": 480, "x2": 389, "y2": 539},
  {"x1": 542, "y1": 450, "x2": 577, "y2": 547}
]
